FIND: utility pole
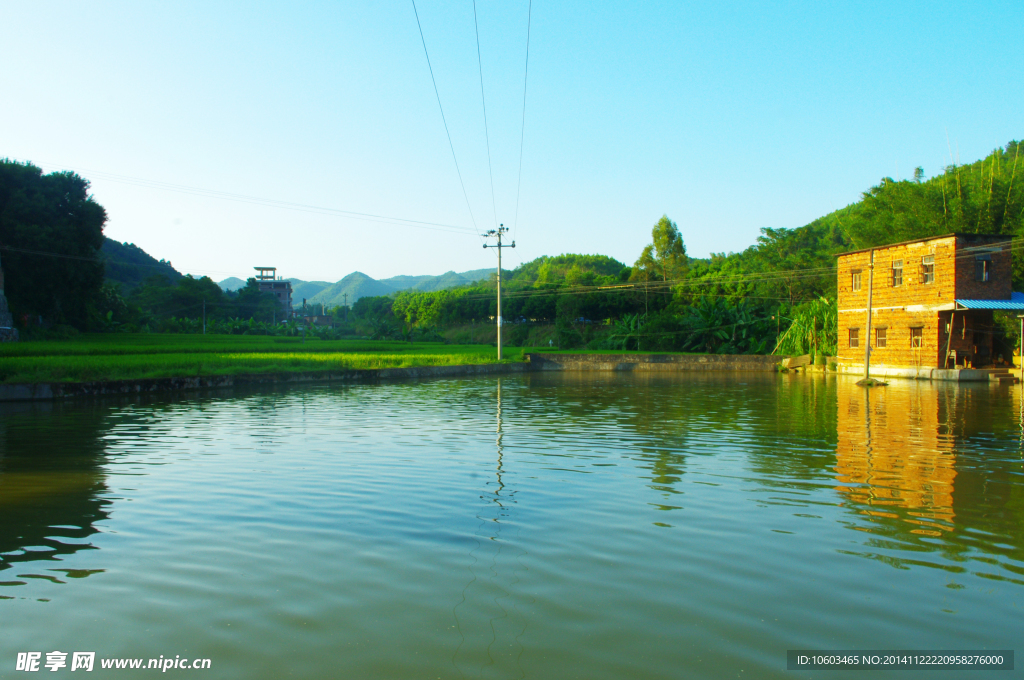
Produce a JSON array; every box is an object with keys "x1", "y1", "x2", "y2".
[
  {"x1": 1018, "y1": 314, "x2": 1023, "y2": 383},
  {"x1": 483, "y1": 224, "x2": 515, "y2": 360},
  {"x1": 862, "y1": 249, "x2": 874, "y2": 382},
  {"x1": 343, "y1": 293, "x2": 348, "y2": 322}
]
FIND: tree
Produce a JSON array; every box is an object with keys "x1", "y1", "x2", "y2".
[
  {"x1": 231, "y1": 278, "x2": 283, "y2": 323},
  {"x1": 631, "y1": 215, "x2": 688, "y2": 283},
  {"x1": 0, "y1": 160, "x2": 107, "y2": 328}
]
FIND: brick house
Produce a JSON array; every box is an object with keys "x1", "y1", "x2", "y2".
[
  {"x1": 836, "y1": 234, "x2": 1023, "y2": 373},
  {"x1": 254, "y1": 267, "x2": 293, "y2": 317}
]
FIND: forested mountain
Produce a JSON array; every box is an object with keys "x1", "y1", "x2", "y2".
[
  {"x1": 288, "y1": 279, "x2": 332, "y2": 303},
  {"x1": 686, "y1": 140, "x2": 1024, "y2": 305},
  {"x1": 308, "y1": 272, "x2": 397, "y2": 307},
  {"x1": 382, "y1": 267, "x2": 493, "y2": 292},
  {"x1": 102, "y1": 238, "x2": 182, "y2": 292}
]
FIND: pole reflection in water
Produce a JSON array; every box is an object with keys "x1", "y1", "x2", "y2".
[
  {"x1": 836, "y1": 381, "x2": 958, "y2": 536},
  {"x1": 451, "y1": 377, "x2": 529, "y2": 679}
]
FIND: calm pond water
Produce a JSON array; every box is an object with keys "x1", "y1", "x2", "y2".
[{"x1": 1, "y1": 373, "x2": 1022, "y2": 679}]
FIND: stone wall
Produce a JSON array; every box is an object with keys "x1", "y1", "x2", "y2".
[
  {"x1": 0, "y1": 362, "x2": 533, "y2": 402},
  {"x1": 0, "y1": 354, "x2": 785, "y2": 402},
  {"x1": 525, "y1": 353, "x2": 782, "y2": 372}
]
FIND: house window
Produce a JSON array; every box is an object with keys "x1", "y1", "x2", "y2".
[
  {"x1": 849, "y1": 328, "x2": 860, "y2": 348},
  {"x1": 910, "y1": 327, "x2": 923, "y2": 348},
  {"x1": 921, "y1": 255, "x2": 935, "y2": 284},
  {"x1": 851, "y1": 269, "x2": 862, "y2": 292},
  {"x1": 975, "y1": 255, "x2": 992, "y2": 282},
  {"x1": 875, "y1": 327, "x2": 887, "y2": 348},
  {"x1": 891, "y1": 260, "x2": 903, "y2": 287}
]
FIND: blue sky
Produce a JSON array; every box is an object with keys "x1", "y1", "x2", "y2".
[{"x1": 2, "y1": 1, "x2": 1021, "y2": 282}]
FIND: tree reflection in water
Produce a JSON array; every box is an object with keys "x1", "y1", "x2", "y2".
[{"x1": 0, "y1": 401, "x2": 112, "y2": 590}]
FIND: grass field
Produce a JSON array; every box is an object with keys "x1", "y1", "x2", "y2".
[
  {"x1": 524, "y1": 348, "x2": 700, "y2": 355},
  {"x1": 0, "y1": 334, "x2": 525, "y2": 384}
]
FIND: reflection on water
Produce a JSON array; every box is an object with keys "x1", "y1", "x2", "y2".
[
  {"x1": 837, "y1": 383, "x2": 958, "y2": 532},
  {"x1": 835, "y1": 379, "x2": 1024, "y2": 584},
  {"x1": 0, "y1": 402, "x2": 111, "y2": 592},
  {"x1": 451, "y1": 378, "x2": 530, "y2": 678},
  {"x1": 0, "y1": 374, "x2": 1022, "y2": 679}
]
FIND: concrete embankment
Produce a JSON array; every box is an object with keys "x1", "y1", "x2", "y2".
[
  {"x1": 0, "y1": 353, "x2": 782, "y2": 402},
  {"x1": 525, "y1": 353, "x2": 783, "y2": 372},
  {"x1": 0, "y1": 362, "x2": 533, "y2": 402}
]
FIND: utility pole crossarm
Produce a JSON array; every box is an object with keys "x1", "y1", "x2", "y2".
[{"x1": 482, "y1": 224, "x2": 515, "y2": 360}]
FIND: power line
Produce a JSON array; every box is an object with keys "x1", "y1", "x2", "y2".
[
  {"x1": 512, "y1": 0, "x2": 532, "y2": 241},
  {"x1": 0, "y1": 244, "x2": 249, "y2": 280},
  {"x1": 410, "y1": 0, "x2": 480, "y2": 233},
  {"x1": 442, "y1": 236, "x2": 1024, "y2": 303},
  {"x1": 473, "y1": 0, "x2": 499, "y2": 231},
  {"x1": 18, "y1": 159, "x2": 479, "y2": 237}
]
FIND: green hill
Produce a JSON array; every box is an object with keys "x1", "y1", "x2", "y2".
[
  {"x1": 217, "y1": 277, "x2": 247, "y2": 292},
  {"x1": 382, "y1": 267, "x2": 494, "y2": 292},
  {"x1": 102, "y1": 238, "x2": 182, "y2": 292},
  {"x1": 289, "y1": 279, "x2": 332, "y2": 303},
  {"x1": 308, "y1": 272, "x2": 398, "y2": 307},
  {"x1": 508, "y1": 254, "x2": 627, "y2": 286}
]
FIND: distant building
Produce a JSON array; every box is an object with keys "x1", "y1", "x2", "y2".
[
  {"x1": 254, "y1": 267, "x2": 293, "y2": 318},
  {"x1": 836, "y1": 233, "x2": 1024, "y2": 376},
  {"x1": 302, "y1": 315, "x2": 335, "y2": 328}
]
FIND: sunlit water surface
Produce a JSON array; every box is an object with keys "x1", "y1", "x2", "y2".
[{"x1": 1, "y1": 373, "x2": 1022, "y2": 679}]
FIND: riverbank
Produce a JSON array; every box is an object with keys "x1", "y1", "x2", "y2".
[
  {"x1": 0, "y1": 337, "x2": 786, "y2": 401},
  {"x1": 0, "y1": 361, "x2": 533, "y2": 401},
  {"x1": 526, "y1": 352, "x2": 782, "y2": 372}
]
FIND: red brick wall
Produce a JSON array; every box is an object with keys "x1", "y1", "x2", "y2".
[{"x1": 953, "y1": 235, "x2": 1012, "y2": 300}]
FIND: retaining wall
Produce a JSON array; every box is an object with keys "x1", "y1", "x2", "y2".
[
  {"x1": 525, "y1": 353, "x2": 783, "y2": 372},
  {"x1": 0, "y1": 353, "x2": 784, "y2": 403},
  {"x1": 836, "y1": 363, "x2": 996, "y2": 382},
  {"x1": 0, "y1": 362, "x2": 533, "y2": 402}
]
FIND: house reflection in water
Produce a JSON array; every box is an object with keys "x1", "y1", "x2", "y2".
[{"x1": 835, "y1": 381, "x2": 960, "y2": 536}]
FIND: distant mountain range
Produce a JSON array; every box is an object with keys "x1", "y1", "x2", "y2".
[
  {"x1": 217, "y1": 267, "x2": 494, "y2": 306},
  {"x1": 100, "y1": 236, "x2": 492, "y2": 305}
]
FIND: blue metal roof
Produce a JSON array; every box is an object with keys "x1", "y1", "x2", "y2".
[{"x1": 955, "y1": 291, "x2": 1024, "y2": 310}]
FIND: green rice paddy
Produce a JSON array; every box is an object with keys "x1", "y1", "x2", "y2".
[{"x1": 0, "y1": 334, "x2": 524, "y2": 384}]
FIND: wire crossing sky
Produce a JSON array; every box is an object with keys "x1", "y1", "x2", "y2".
[{"x1": 1, "y1": 1, "x2": 1021, "y2": 281}]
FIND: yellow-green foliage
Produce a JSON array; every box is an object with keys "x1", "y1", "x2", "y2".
[{"x1": 0, "y1": 334, "x2": 521, "y2": 383}]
